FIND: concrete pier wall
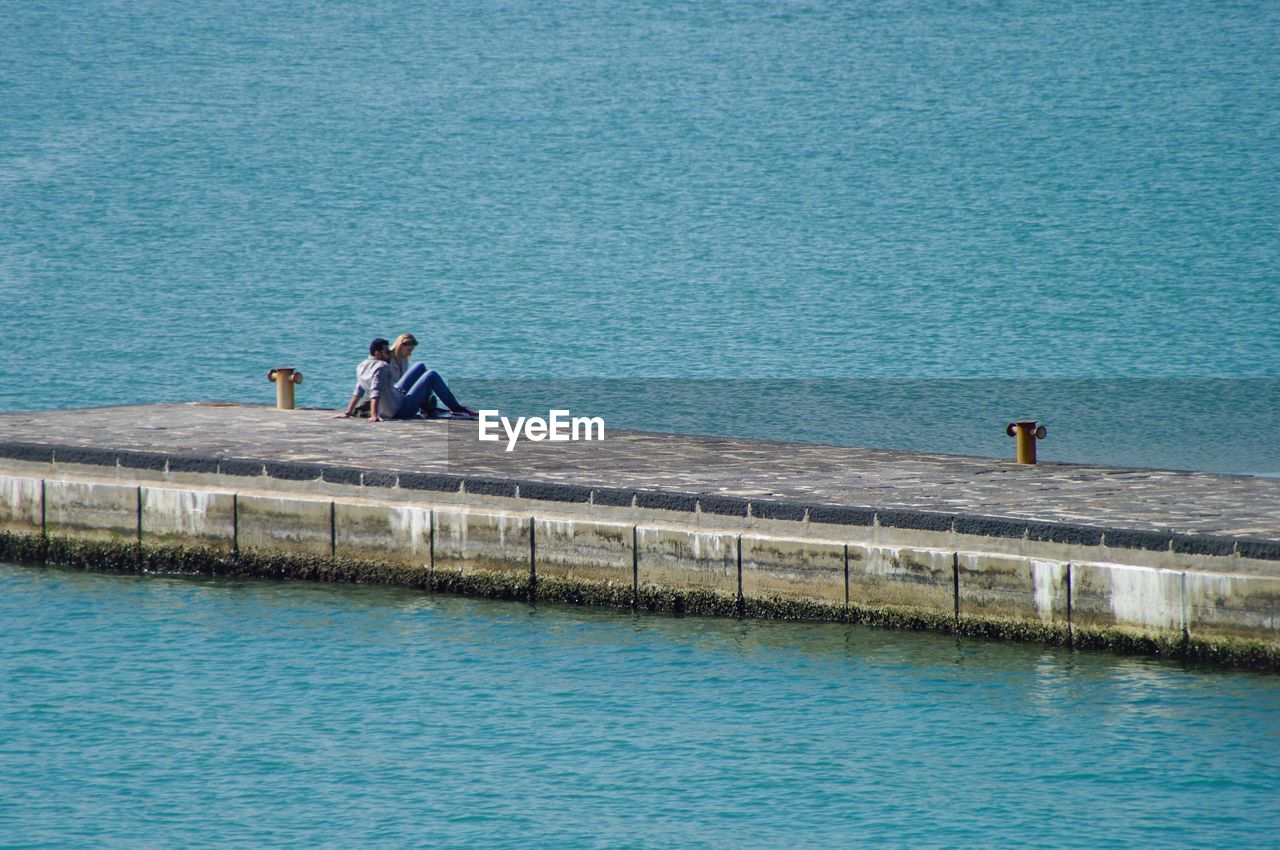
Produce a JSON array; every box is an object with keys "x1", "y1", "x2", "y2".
[{"x1": 1, "y1": 466, "x2": 1277, "y2": 666}]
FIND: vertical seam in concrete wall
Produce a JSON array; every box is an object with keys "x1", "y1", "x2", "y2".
[
  {"x1": 631, "y1": 525, "x2": 639, "y2": 609},
  {"x1": 952, "y1": 551, "x2": 960, "y2": 622},
  {"x1": 134, "y1": 485, "x2": 143, "y2": 569},
  {"x1": 736, "y1": 534, "x2": 743, "y2": 600},
  {"x1": 843, "y1": 543, "x2": 849, "y2": 613},
  {"x1": 1066, "y1": 562, "x2": 1074, "y2": 648},
  {"x1": 529, "y1": 515, "x2": 537, "y2": 599},
  {"x1": 135, "y1": 489, "x2": 142, "y2": 568},
  {"x1": 428, "y1": 509, "x2": 435, "y2": 571},
  {"x1": 329, "y1": 501, "x2": 336, "y2": 558},
  {"x1": 232, "y1": 493, "x2": 239, "y2": 555},
  {"x1": 40, "y1": 478, "x2": 47, "y2": 542},
  {"x1": 1181, "y1": 571, "x2": 1189, "y2": 646},
  {"x1": 735, "y1": 534, "x2": 744, "y2": 617}
]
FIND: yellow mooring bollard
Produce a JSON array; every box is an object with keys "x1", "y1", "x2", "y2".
[
  {"x1": 1005, "y1": 419, "x2": 1047, "y2": 464},
  {"x1": 267, "y1": 367, "x2": 304, "y2": 410}
]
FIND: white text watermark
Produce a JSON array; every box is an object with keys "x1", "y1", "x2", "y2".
[{"x1": 477, "y1": 409, "x2": 605, "y2": 451}]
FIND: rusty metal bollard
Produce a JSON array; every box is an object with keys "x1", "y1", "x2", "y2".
[
  {"x1": 1005, "y1": 419, "x2": 1047, "y2": 464},
  {"x1": 267, "y1": 367, "x2": 304, "y2": 410}
]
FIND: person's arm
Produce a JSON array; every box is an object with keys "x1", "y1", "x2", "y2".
[
  {"x1": 368, "y1": 362, "x2": 388, "y2": 422},
  {"x1": 335, "y1": 382, "x2": 366, "y2": 419}
]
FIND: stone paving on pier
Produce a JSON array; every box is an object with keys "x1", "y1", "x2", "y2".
[{"x1": 1, "y1": 403, "x2": 1277, "y2": 545}]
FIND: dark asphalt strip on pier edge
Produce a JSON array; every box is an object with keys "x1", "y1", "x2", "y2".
[{"x1": 0, "y1": 441, "x2": 1276, "y2": 562}]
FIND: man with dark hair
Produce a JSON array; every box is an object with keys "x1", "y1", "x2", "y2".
[
  {"x1": 342, "y1": 337, "x2": 394, "y2": 422},
  {"x1": 340, "y1": 337, "x2": 475, "y2": 422}
]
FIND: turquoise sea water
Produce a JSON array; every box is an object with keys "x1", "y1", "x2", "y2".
[
  {"x1": 2, "y1": 563, "x2": 1278, "y2": 849},
  {"x1": 1, "y1": 0, "x2": 1277, "y2": 470},
  {"x1": 3, "y1": 4, "x2": 1280, "y2": 846}
]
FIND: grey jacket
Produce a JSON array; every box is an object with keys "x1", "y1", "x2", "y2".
[{"x1": 352, "y1": 357, "x2": 402, "y2": 418}]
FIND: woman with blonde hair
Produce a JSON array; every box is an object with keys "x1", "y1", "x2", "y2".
[
  {"x1": 388, "y1": 333, "x2": 418, "y2": 383},
  {"x1": 384, "y1": 332, "x2": 475, "y2": 418}
]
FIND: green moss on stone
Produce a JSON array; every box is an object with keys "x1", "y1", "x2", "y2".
[
  {"x1": 742, "y1": 595, "x2": 845, "y2": 622},
  {"x1": 2, "y1": 530, "x2": 1277, "y2": 671},
  {"x1": 636, "y1": 586, "x2": 739, "y2": 617},
  {"x1": 428, "y1": 568, "x2": 530, "y2": 601},
  {"x1": 46, "y1": 536, "x2": 142, "y2": 573},
  {"x1": 1071, "y1": 625, "x2": 1188, "y2": 661},
  {"x1": 534, "y1": 576, "x2": 635, "y2": 609},
  {"x1": 845, "y1": 602, "x2": 957, "y2": 634},
  {"x1": 1182, "y1": 636, "x2": 1279, "y2": 670},
  {"x1": 954, "y1": 616, "x2": 1073, "y2": 647},
  {"x1": 0, "y1": 530, "x2": 47, "y2": 564}
]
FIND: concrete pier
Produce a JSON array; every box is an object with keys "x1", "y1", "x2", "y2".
[{"x1": 1, "y1": 403, "x2": 1277, "y2": 668}]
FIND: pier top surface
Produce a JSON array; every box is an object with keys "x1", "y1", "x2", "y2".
[{"x1": 2, "y1": 403, "x2": 1277, "y2": 546}]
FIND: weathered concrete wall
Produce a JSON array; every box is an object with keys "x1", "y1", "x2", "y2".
[
  {"x1": 141, "y1": 486, "x2": 235, "y2": 551},
  {"x1": 237, "y1": 494, "x2": 332, "y2": 558},
  {"x1": 1071, "y1": 561, "x2": 1185, "y2": 638},
  {"x1": 1183, "y1": 571, "x2": 1280, "y2": 642},
  {"x1": 335, "y1": 502, "x2": 431, "y2": 567},
  {"x1": 849, "y1": 544, "x2": 955, "y2": 613},
  {"x1": 45, "y1": 479, "x2": 138, "y2": 543},
  {"x1": 0, "y1": 476, "x2": 42, "y2": 535},
  {"x1": 534, "y1": 517, "x2": 633, "y2": 586},
  {"x1": 957, "y1": 553, "x2": 1069, "y2": 626},
  {"x1": 1, "y1": 470, "x2": 1276, "y2": 666},
  {"x1": 637, "y1": 526, "x2": 738, "y2": 597},
  {"x1": 434, "y1": 508, "x2": 530, "y2": 578},
  {"x1": 741, "y1": 534, "x2": 845, "y2": 606}
]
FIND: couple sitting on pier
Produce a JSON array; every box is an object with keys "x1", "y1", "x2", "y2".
[{"x1": 340, "y1": 334, "x2": 477, "y2": 423}]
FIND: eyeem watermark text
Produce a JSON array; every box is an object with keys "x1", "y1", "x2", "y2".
[{"x1": 477, "y1": 409, "x2": 605, "y2": 451}]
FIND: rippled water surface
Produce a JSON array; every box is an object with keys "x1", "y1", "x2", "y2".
[
  {"x1": 1, "y1": 0, "x2": 1277, "y2": 470},
  {"x1": 1, "y1": 564, "x2": 1277, "y2": 848},
  {"x1": 2, "y1": 4, "x2": 1279, "y2": 843}
]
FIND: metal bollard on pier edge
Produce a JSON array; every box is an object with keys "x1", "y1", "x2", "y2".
[
  {"x1": 267, "y1": 367, "x2": 304, "y2": 410},
  {"x1": 1005, "y1": 419, "x2": 1047, "y2": 464}
]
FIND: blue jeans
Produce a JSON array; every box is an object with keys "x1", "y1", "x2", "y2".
[{"x1": 392, "y1": 363, "x2": 464, "y2": 419}]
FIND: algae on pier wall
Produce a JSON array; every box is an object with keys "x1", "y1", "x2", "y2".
[
  {"x1": 1, "y1": 469, "x2": 1278, "y2": 670},
  {"x1": 2, "y1": 529, "x2": 1277, "y2": 671}
]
